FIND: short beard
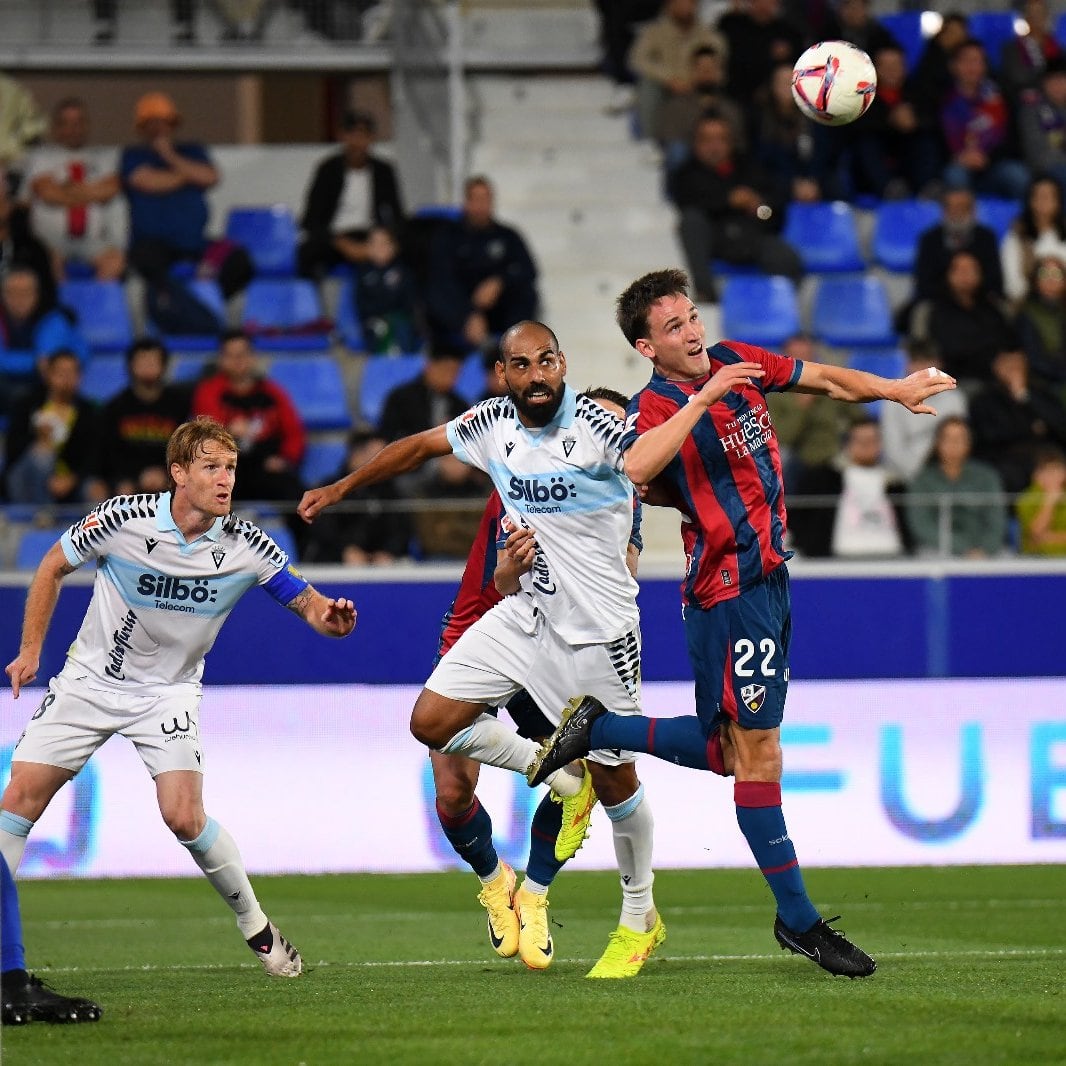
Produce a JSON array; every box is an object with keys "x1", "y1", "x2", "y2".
[{"x1": 511, "y1": 383, "x2": 564, "y2": 426}]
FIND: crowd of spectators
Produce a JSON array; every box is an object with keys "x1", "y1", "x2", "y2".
[{"x1": 5, "y1": 4, "x2": 1066, "y2": 563}]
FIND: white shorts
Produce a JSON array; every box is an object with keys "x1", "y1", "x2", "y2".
[
  {"x1": 425, "y1": 595, "x2": 642, "y2": 767},
  {"x1": 12, "y1": 663, "x2": 204, "y2": 778}
]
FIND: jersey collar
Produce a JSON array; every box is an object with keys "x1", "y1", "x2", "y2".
[{"x1": 157, "y1": 491, "x2": 225, "y2": 544}]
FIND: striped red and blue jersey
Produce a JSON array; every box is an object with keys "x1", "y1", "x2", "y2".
[
  {"x1": 434, "y1": 483, "x2": 646, "y2": 664},
  {"x1": 620, "y1": 340, "x2": 802, "y2": 609}
]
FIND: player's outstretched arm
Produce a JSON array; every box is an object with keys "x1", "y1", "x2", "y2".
[
  {"x1": 795, "y1": 362, "x2": 957, "y2": 414},
  {"x1": 298, "y1": 426, "x2": 453, "y2": 523},
  {"x1": 5, "y1": 542, "x2": 77, "y2": 699},
  {"x1": 285, "y1": 586, "x2": 357, "y2": 638},
  {"x1": 624, "y1": 361, "x2": 764, "y2": 485}
]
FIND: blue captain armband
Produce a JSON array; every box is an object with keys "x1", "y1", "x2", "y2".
[{"x1": 263, "y1": 563, "x2": 310, "y2": 606}]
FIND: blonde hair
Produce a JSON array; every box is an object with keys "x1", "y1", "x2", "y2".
[{"x1": 166, "y1": 417, "x2": 238, "y2": 492}]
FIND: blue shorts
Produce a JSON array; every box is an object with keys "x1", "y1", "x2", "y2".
[{"x1": 683, "y1": 564, "x2": 791, "y2": 732}]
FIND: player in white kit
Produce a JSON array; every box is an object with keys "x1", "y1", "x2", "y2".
[
  {"x1": 2, "y1": 417, "x2": 356, "y2": 977},
  {"x1": 299, "y1": 321, "x2": 663, "y2": 978}
]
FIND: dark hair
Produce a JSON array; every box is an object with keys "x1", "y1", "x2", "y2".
[
  {"x1": 906, "y1": 337, "x2": 939, "y2": 364},
  {"x1": 219, "y1": 327, "x2": 251, "y2": 349},
  {"x1": 45, "y1": 347, "x2": 80, "y2": 368},
  {"x1": 1033, "y1": 444, "x2": 1066, "y2": 469},
  {"x1": 690, "y1": 45, "x2": 718, "y2": 61},
  {"x1": 581, "y1": 386, "x2": 631, "y2": 411},
  {"x1": 949, "y1": 38, "x2": 987, "y2": 62},
  {"x1": 52, "y1": 96, "x2": 86, "y2": 120},
  {"x1": 616, "y1": 268, "x2": 690, "y2": 347},
  {"x1": 463, "y1": 175, "x2": 493, "y2": 198},
  {"x1": 1018, "y1": 174, "x2": 1066, "y2": 242},
  {"x1": 342, "y1": 109, "x2": 376, "y2": 133},
  {"x1": 347, "y1": 428, "x2": 385, "y2": 449},
  {"x1": 933, "y1": 414, "x2": 971, "y2": 446},
  {"x1": 125, "y1": 336, "x2": 170, "y2": 368}
]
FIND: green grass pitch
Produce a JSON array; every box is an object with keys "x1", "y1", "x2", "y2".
[{"x1": 4, "y1": 865, "x2": 1063, "y2": 1065}]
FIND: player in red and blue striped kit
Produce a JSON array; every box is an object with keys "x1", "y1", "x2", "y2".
[{"x1": 530, "y1": 269, "x2": 957, "y2": 977}]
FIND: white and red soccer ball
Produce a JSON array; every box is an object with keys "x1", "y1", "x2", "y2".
[{"x1": 791, "y1": 40, "x2": 877, "y2": 126}]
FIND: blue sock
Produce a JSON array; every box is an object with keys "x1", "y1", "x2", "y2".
[
  {"x1": 525, "y1": 793, "x2": 564, "y2": 887},
  {"x1": 436, "y1": 797, "x2": 499, "y2": 879},
  {"x1": 1, "y1": 853, "x2": 26, "y2": 974},
  {"x1": 734, "y1": 781, "x2": 820, "y2": 932},
  {"x1": 590, "y1": 713, "x2": 727, "y2": 774}
]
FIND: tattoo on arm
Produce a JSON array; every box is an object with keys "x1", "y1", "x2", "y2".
[{"x1": 285, "y1": 586, "x2": 315, "y2": 617}]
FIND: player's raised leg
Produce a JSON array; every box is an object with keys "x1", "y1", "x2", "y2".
[{"x1": 156, "y1": 770, "x2": 302, "y2": 977}]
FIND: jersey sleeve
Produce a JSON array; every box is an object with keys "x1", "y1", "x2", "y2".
[
  {"x1": 629, "y1": 497, "x2": 644, "y2": 552},
  {"x1": 446, "y1": 398, "x2": 506, "y2": 473},
  {"x1": 619, "y1": 389, "x2": 677, "y2": 455},
  {"x1": 238, "y1": 523, "x2": 309, "y2": 605},
  {"x1": 61, "y1": 497, "x2": 140, "y2": 568},
  {"x1": 722, "y1": 340, "x2": 803, "y2": 392}
]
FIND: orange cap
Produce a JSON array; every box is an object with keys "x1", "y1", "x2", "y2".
[{"x1": 134, "y1": 92, "x2": 180, "y2": 127}]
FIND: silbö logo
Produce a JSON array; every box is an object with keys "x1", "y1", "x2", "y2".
[{"x1": 507, "y1": 475, "x2": 576, "y2": 516}]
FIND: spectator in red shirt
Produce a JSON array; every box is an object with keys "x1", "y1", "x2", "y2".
[
  {"x1": 940, "y1": 39, "x2": 1029, "y2": 200},
  {"x1": 190, "y1": 329, "x2": 306, "y2": 505}
]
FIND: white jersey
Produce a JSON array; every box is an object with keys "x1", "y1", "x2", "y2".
[
  {"x1": 59, "y1": 493, "x2": 307, "y2": 690},
  {"x1": 446, "y1": 386, "x2": 639, "y2": 644}
]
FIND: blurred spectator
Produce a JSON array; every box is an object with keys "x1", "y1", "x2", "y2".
[
  {"x1": 716, "y1": 0, "x2": 804, "y2": 121},
  {"x1": 1002, "y1": 175, "x2": 1066, "y2": 305},
  {"x1": 908, "y1": 250, "x2": 1016, "y2": 385},
  {"x1": 298, "y1": 109, "x2": 405, "y2": 280},
  {"x1": 425, "y1": 177, "x2": 538, "y2": 352},
  {"x1": 669, "y1": 114, "x2": 802, "y2": 302},
  {"x1": 411, "y1": 451, "x2": 488, "y2": 559},
  {"x1": 628, "y1": 0, "x2": 726, "y2": 140},
  {"x1": 656, "y1": 45, "x2": 746, "y2": 172},
  {"x1": 751, "y1": 61, "x2": 821, "y2": 204},
  {"x1": 791, "y1": 417, "x2": 905, "y2": 558},
  {"x1": 2, "y1": 349, "x2": 104, "y2": 505},
  {"x1": 96, "y1": 338, "x2": 191, "y2": 495},
  {"x1": 0, "y1": 74, "x2": 46, "y2": 181},
  {"x1": 355, "y1": 224, "x2": 422, "y2": 354},
  {"x1": 1015, "y1": 444, "x2": 1066, "y2": 554},
  {"x1": 304, "y1": 429, "x2": 412, "y2": 565},
  {"x1": 814, "y1": 44, "x2": 942, "y2": 200},
  {"x1": 906, "y1": 415, "x2": 1006, "y2": 557},
  {"x1": 1015, "y1": 254, "x2": 1066, "y2": 393},
  {"x1": 92, "y1": 0, "x2": 199, "y2": 44},
  {"x1": 912, "y1": 186, "x2": 1002, "y2": 304},
  {"x1": 908, "y1": 12, "x2": 970, "y2": 132},
  {"x1": 121, "y1": 92, "x2": 250, "y2": 331},
  {"x1": 1018, "y1": 57, "x2": 1066, "y2": 196},
  {"x1": 190, "y1": 329, "x2": 306, "y2": 503},
  {"x1": 593, "y1": 0, "x2": 662, "y2": 113},
  {"x1": 970, "y1": 347, "x2": 1066, "y2": 492},
  {"x1": 829, "y1": 0, "x2": 900, "y2": 59},
  {"x1": 939, "y1": 39, "x2": 1028, "y2": 201},
  {"x1": 880, "y1": 341, "x2": 968, "y2": 482},
  {"x1": 0, "y1": 177, "x2": 58, "y2": 307},
  {"x1": 1000, "y1": 0, "x2": 1062, "y2": 102},
  {"x1": 25, "y1": 97, "x2": 124, "y2": 283},
  {"x1": 765, "y1": 334, "x2": 848, "y2": 491},
  {"x1": 0, "y1": 267, "x2": 89, "y2": 409}
]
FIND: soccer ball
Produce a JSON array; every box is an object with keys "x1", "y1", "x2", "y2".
[{"x1": 791, "y1": 41, "x2": 877, "y2": 126}]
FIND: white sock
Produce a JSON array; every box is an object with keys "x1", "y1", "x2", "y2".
[
  {"x1": 478, "y1": 861, "x2": 503, "y2": 886},
  {"x1": 180, "y1": 817, "x2": 268, "y2": 938},
  {"x1": 520, "y1": 877, "x2": 549, "y2": 896},
  {"x1": 604, "y1": 784, "x2": 656, "y2": 932},
  {"x1": 440, "y1": 713, "x2": 539, "y2": 774},
  {"x1": 0, "y1": 811, "x2": 33, "y2": 872}
]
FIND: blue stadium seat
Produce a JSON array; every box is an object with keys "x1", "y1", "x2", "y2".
[
  {"x1": 710, "y1": 259, "x2": 762, "y2": 279},
  {"x1": 879, "y1": 11, "x2": 926, "y2": 72},
  {"x1": 261, "y1": 524, "x2": 299, "y2": 562},
  {"x1": 225, "y1": 205, "x2": 299, "y2": 278},
  {"x1": 720, "y1": 275, "x2": 800, "y2": 348},
  {"x1": 154, "y1": 279, "x2": 226, "y2": 353},
  {"x1": 16, "y1": 528, "x2": 66, "y2": 571},
  {"x1": 967, "y1": 12, "x2": 1019, "y2": 70},
  {"x1": 811, "y1": 277, "x2": 896, "y2": 347},
  {"x1": 782, "y1": 201, "x2": 865, "y2": 273},
  {"x1": 976, "y1": 197, "x2": 1021, "y2": 241},
  {"x1": 80, "y1": 355, "x2": 127, "y2": 403},
  {"x1": 872, "y1": 199, "x2": 942, "y2": 272},
  {"x1": 269, "y1": 355, "x2": 351, "y2": 431},
  {"x1": 847, "y1": 346, "x2": 908, "y2": 378},
  {"x1": 455, "y1": 351, "x2": 488, "y2": 406},
  {"x1": 413, "y1": 204, "x2": 462, "y2": 220},
  {"x1": 58, "y1": 280, "x2": 134, "y2": 354},
  {"x1": 170, "y1": 355, "x2": 210, "y2": 383},
  {"x1": 241, "y1": 279, "x2": 331, "y2": 352},
  {"x1": 357, "y1": 353, "x2": 425, "y2": 429},
  {"x1": 1058, "y1": 11, "x2": 1066, "y2": 48},
  {"x1": 300, "y1": 438, "x2": 349, "y2": 486},
  {"x1": 334, "y1": 277, "x2": 365, "y2": 352},
  {"x1": 0, "y1": 349, "x2": 36, "y2": 379}
]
